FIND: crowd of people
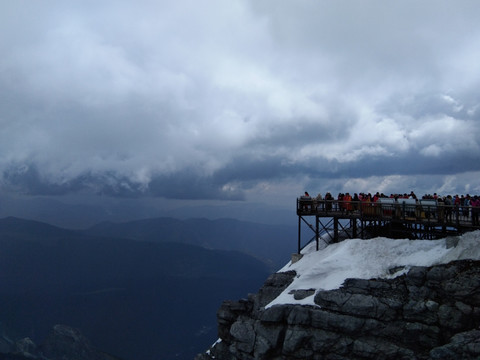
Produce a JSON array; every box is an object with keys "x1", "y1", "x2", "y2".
[{"x1": 299, "y1": 191, "x2": 480, "y2": 225}]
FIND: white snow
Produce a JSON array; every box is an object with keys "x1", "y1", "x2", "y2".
[
  {"x1": 206, "y1": 338, "x2": 222, "y2": 357},
  {"x1": 267, "y1": 231, "x2": 480, "y2": 308}
]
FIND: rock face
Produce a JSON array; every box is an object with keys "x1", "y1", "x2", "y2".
[
  {"x1": 197, "y1": 259, "x2": 480, "y2": 359},
  {"x1": 0, "y1": 325, "x2": 120, "y2": 360}
]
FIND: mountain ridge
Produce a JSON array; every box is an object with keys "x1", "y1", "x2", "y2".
[
  {"x1": 0, "y1": 216, "x2": 274, "y2": 360},
  {"x1": 83, "y1": 216, "x2": 296, "y2": 270}
]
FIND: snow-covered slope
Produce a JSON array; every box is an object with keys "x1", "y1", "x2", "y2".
[{"x1": 268, "y1": 231, "x2": 480, "y2": 307}]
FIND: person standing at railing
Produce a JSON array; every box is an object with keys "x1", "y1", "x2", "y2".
[
  {"x1": 437, "y1": 196, "x2": 445, "y2": 221},
  {"x1": 472, "y1": 196, "x2": 480, "y2": 226},
  {"x1": 305, "y1": 192, "x2": 312, "y2": 210},
  {"x1": 454, "y1": 195, "x2": 461, "y2": 220},
  {"x1": 337, "y1": 193, "x2": 344, "y2": 212},
  {"x1": 362, "y1": 193, "x2": 372, "y2": 215},
  {"x1": 299, "y1": 192, "x2": 312, "y2": 211},
  {"x1": 325, "y1": 192, "x2": 333, "y2": 211},
  {"x1": 315, "y1": 193, "x2": 323, "y2": 211},
  {"x1": 444, "y1": 195, "x2": 453, "y2": 222},
  {"x1": 464, "y1": 195, "x2": 471, "y2": 219},
  {"x1": 344, "y1": 192, "x2": 353, "y2": 213},
  {"x1": 353, "y1": 193, "x2": 360, "y2": 211}
]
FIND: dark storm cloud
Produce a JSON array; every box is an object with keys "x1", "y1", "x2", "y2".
[
  {"x1": 1, "y1": 0, "x2": 480, "y2": 206},
  {"x1": 147, "y1": 171, "x2": 245, "y2": 201},
  {"x1": 2, "y1": 163, "x2": 145, "y2": 197}
]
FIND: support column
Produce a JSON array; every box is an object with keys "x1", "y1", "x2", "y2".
[
  {"x1": 298, "y1": 215, "x2": 301, "y2": 254},
  {"x1": 334, "y1": 217, "x2": 339, "y2": 243}
]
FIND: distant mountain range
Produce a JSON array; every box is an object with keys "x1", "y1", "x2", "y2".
[
  {"x1": 0, "y1": 194, "x2": 294, "y2": 229},
  {"x1": 0, "y1": 216, "x2": 294, "y2": 360},
  {"x1": 84, "y1": 217, "x2": 297, "y2": 270}
]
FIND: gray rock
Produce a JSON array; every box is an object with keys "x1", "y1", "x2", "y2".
[
  {"x1": 310, "y1": 329, "x2": 344, "y2": 354},
  {"x1": 315, "y1": 291, "x2": 398, "y2": 321},
  {"x1": 253, "y1": 271, "x2": 296, "y2": 309},
  {"x1": 41, "y1": 324, "x2": 111, "y2": 360},
  {"x1": 446, "y1": 236, "x2": 460, "y2": 249},
  {"x1": 311, "y1": 308, "x2": 366, "y2": 334},
  {"x1": 14, "y1": 337, "x2": 37, "y2": 358},
  {"x1": 430, "y1": 329, "x2": 480, "y2": 359},
  {"x1": 0, "y1": 336, "x2": 13, "y2": 354},
  {"x1": 198, "y1": 259, "x2": 480, "y2": 360},
  {"x1": 403, "y1": 299, "x2": 438, "y2": 324},
  {"x1": 289, "y1": 288, "x2": 315, "y2": 300},
  {"x1": 282, "y1": 326, "x2": 314, "y2": 357},
  {"x1": 352, "y1": 337, "x2": 415, "y2": 360},
  {"x1": 230, "y1": 319, "x2": 256, "y2": 354},
  {"x1": 253, "y1": 322, "x2": 285, "y2": 358},
  {"x1": 287, "y1": 306, "x2": 312, "y2": 326},
  {"x1": 259, "y1": 304, "x2": 292, "y2": 323}
]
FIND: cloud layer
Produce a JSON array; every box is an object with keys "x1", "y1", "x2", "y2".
[{"x1": 1, "y1": 0, "x2": 480, "y2": 203}]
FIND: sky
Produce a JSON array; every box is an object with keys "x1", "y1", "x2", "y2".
[
  {"x1": 268, "y1": 230, "x2": 480, "y2": 307},
  {"x1": 1, "y1": 1, "x2": 480, "y2": 225}
]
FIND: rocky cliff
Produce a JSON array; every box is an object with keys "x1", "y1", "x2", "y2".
[{"x1": 196, "y1": 259, "x2": 480, "y2": 359}]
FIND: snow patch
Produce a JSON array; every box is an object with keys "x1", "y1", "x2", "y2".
[{"x1": 267, "y1": 231, "x2": 480, "y2": 308}]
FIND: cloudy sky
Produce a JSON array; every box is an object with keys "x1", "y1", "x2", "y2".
[{"x1": 1, "y1": 0, "x2": 480, "y2": 223}]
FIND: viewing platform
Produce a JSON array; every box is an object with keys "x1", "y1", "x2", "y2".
[{"x1": 296, "y1": 197, "x2": 480, "y2": 254}]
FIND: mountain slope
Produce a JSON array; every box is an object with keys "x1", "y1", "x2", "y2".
[{"x1": 0, "y1": 217, "x2": 271, "y2": 360}]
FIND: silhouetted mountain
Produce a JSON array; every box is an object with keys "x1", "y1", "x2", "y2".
[
  {"x1": 85, "y1": 217, "x2": 296, "y2": 270},
  {"x1": 0, "y1": 194, "x2": 294, "y2": 229},
  {"x1": 0, "y1": 216, "x2": 79, "y2": 241},
  {"x1": 0, "y1": 217, "x2": 271, "y2": 360}
]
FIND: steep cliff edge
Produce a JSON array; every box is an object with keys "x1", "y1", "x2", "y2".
[{"x1": 197, "y1": 241, "x2": 480, "y2": 359}]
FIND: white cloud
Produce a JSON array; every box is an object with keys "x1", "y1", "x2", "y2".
[
  {"x1": 420, "y1": 144, "x2": 442, "y2": 157},
  {"x1": 1, "y1": 0, "x2": 480, "y2": 203}
]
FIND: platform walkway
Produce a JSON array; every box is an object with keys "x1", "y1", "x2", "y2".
[{"x1": 296, "y1": 198, "x2": 480, "y2": 254}]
